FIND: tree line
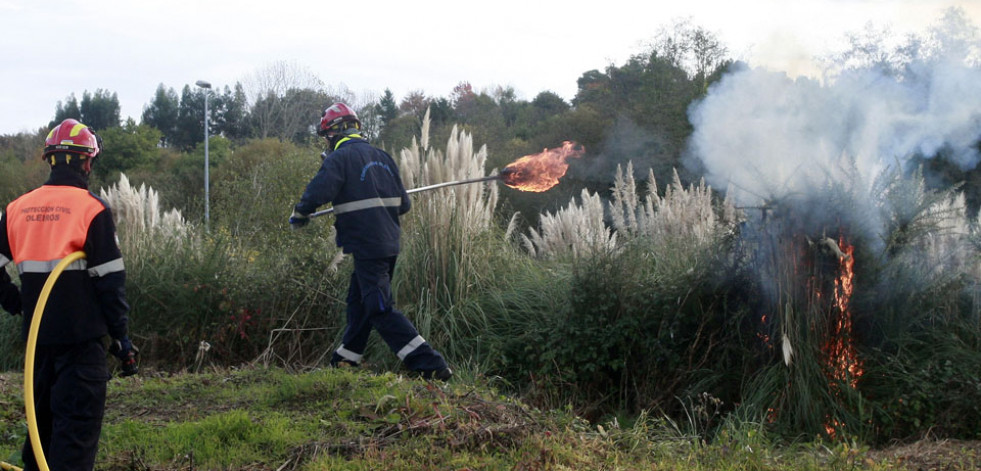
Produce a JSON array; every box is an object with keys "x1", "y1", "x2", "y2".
[
  {"x1": 3, "y1": 10, "x2": 979, "y2": 217},
  {"x1": 4, "y1": 19, "x2": 726, "y2": 182}
]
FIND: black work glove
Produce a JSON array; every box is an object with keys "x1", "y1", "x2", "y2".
[
  {"x1": 0, "y1": 269, "x2": 21, "y2": 316},
  {"x1": 109, "y1": 337, "x2": 139, "y2": 377},
  {"x1": 289, "y1": 207, "x2": 310, "y2": 230}
]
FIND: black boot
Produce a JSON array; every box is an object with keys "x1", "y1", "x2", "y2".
[
  {"x1": 416, "y1": 367, "x2": 453, "y2": 381},
  {"x1": 329, "y1": 353, "x2": 359, "y2": 368}
]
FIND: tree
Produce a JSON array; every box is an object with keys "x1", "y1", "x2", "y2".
[
  {"x1": 429, "y1": 97, "x2": 453, "y2": 128},
  {"x1": 573, "y1": 70, "x2": 612, "y2": 109},
  {"x1": 174, "y1": 85, "x2": 204, "y2": 151},
  {"x1": 454, "y1": 90, "x2": 507, "y2": 151},
  {"x1": 79, "y1": 89, "x2": 121, "y2": 131},
  {"x1": 450, "y1": 82, "x2": 478, "y2": 121},
  {"x1": 250, "y1": 87, "x2": 329, "y2": 143},
  {"x1": 494, "y1": 85, "x2": 520, "y2": 128},
  {"x1": 531, "y1": 91, "x2": 569, "y2": 116},
  {"x1": 399, "y1": 90, "x2": 431, "y2": 123},
  {"x1": 141, "y1": 84, "x2": 180, "y2": 146},
  {"x1": 352, "y1": 93, "x2": 382, "y2": 142},
  {"x1": 376, "y1": 113, "x2": 420, "y2": 152},
  {"x1": 512, "y1": 91, "x2": 569, "y2": 140},
  {"x1": 927, "y1": 6, "x2": 981, "y2": 64},
  {"x1": 0, "y1": 129, "x2": 48, "y2": 203},
  {"x1": 244, "y1": 61, "x2": 325, "y2": 140},
  {"x1": 50, "y1": 89, "x2": 121, "y2": 131},
  {"x1": 648, "y1": 18, "x2": 729, "y2": 91},
  {"x1": 568, "y1": 19, "x2": 733, "y2": 192},
  {"x1": 50, "y1": 94, "x2": 81, "y2": 128},
  {"x1": 213, "y1": 82, "x2": 250, "y2": 142},
  {"x1": 829, "y1": 22, "x2": 905, "y2": 77},
  {"x1": 93, "y1": 119, "x2": 163, "y2": 181},
  {"x1": 375, "y1": 89, "x2": 399, "y2": 128}
]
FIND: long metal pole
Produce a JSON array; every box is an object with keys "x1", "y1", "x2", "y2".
[
  {"x1": 203, "y1": 91, "x2": 210, "y2": 233},
  {"x1": 310, "y1": 174, "x2": 500, "y2": 218}
]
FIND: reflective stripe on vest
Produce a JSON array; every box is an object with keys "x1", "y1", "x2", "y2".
[
  {"x1": 88, "y1": 258, "x2": 124, "y2": 277},
  {"x1": 332, "y1": 196, "x2": 402, "y2": 215},
  {"x1": 18, "y1": 258, "x2": 88, "y2": 274},
  {"x1": 15, "y1": 257, "x2": 122, "y2": 277}
]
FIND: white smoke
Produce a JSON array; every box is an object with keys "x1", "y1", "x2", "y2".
[{"x1": 686, "y1": 59, "x2": 981, "y2": 208}]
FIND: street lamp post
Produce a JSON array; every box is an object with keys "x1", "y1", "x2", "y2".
[{"x1": 195, "y1": 80, "x2": 212, "y2": 232}]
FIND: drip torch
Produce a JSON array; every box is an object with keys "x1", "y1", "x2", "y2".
[{"x1": 309, "y1": 173, "x2": 503, "y2": 219}]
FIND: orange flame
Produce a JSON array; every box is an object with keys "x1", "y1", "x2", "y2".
[
  {"x1": 823, "y1": 238, "x2": 863, "y2": 440},
  {"x1": 828, "y1": 238, "x2": 862, "y2": 389},
  {"x1": 501, "y1": 141, "x2": 584, "y2": 192}
]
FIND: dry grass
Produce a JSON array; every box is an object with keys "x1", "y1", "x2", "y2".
[
  {"x1": 398, "y1": 108, "x2": 499, "y2": 235},
  {"x1": 867, "y1": 438, "x2": 981, "y2": 471},
  {"x1": 611, "y1": 162, "x2": 738, "y2": 244},
  {"x1": 99, "y1": 173, "x2": 189, "y2": 255},
  {"x1": 524, "y1": 160, "x2": 737, "y2": 259},
  {"x1": 394, "y1": 108, "x2": 502, "y2": 309},
  {"x1": 521, "y1": 188, "x2": 617, "y2": 258}
]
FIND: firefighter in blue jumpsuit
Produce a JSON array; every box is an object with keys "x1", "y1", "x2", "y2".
[
  {"x1": 0, "y1": 118, "x2": 138, "y2": 471},
  {"x1": 290, "y1": 103, "x2": 452, "y2": 381}
]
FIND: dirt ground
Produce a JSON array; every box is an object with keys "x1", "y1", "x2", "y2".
[{"x1": 868, "y1": 439, "x2": 981, "y2": 470}]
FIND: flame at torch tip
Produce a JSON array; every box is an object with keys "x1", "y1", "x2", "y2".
[{"x1": 500, "y1": 141, "x2": 585, "y2": 192}]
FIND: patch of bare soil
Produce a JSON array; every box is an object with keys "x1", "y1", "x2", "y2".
[{"x1": 868, "y1": 439, "x2": 981, "y2": 471}]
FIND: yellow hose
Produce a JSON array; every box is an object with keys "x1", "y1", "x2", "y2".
[
  {"x1": 0, "y1": 461, "x2": 23, "y2": 471},
  {"x1": 23, "y1": 251, "x2": 86, "y2": 471}
]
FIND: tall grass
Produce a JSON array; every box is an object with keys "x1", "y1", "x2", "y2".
[
  {"x1": 86, "y1": 142, "x2": 348, "y2": 371},
  {"x1": 521, "y1": 188, "x2": 617, "y2": 258},
  {"x1": 503, "y1": 161, "x2": 745, "y2": 419},
  {"x1": 100, "y1": 173, "x2": 189, "y2": 254},
  {"x1": 3, "y1": 118, "x2": 975, "y2": 446},
  {"x1": 397, "y1": 109, "x2": 500, "y2": 301},
  {"x1": 849, "y1": 166, "x2": 981, "y2": 442},
  {"x1": 728, "y1": 164, "x2": 981, "y2": 443},
  {"x1": 508, "y1": 154, "x2": 981, "y2": 442},
  {"x1": 390, "y1": 109, "x2": 509, "y2": 368},
  {"x1": 523, "y1": 161, "x2": 736, "y2": 262}
]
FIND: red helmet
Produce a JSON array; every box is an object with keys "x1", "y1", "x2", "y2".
[
  {"x1": 318, "y1": 103, "x2": 361, "y2": 136},
  {"x1": 43, "y1": 119, "x2": 101, "y2": 159}
]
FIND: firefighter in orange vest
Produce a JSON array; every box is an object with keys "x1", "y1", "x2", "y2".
[{"x1": 0, "y1": 118, "x2": 137, "y2": 471}]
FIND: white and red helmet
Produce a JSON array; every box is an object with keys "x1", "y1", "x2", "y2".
[
  {"x1": 43, "y1": 119, "x2": 101, "y2": 160},
  {"x1": 318, "y1": 103, "x2": 361, "y2": 137}
]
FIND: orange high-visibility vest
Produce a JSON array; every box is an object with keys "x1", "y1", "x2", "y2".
[{"x1": 5, "y1": 185, "x2": 104, "y2": 272}]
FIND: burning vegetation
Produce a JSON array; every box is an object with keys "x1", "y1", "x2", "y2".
[{"x1": 741, "y1": 192, "x2": 874, "y2": 439}]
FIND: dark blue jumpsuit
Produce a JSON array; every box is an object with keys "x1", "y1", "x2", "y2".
[
  {"x1": 295, "y1": 135, "x2": 447, "y2": 372},
  {"x1": 1, "y1": 166, "x2": 129, "y2": 471}
]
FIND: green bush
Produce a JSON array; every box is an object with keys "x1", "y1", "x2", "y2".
[
  {"x1": 859, "y1": 270, "x2": 981, "y2": 442},
  {"x1": 116, "y1": 140, "x2": 348, "y2": 370},
  {"x1": 490, "y1": 239, "x2": 748, "y2": 422}
]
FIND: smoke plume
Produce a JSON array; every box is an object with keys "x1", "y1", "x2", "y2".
[{"x1": 685, "y1": 60, "x2": 981, "y2": 209}]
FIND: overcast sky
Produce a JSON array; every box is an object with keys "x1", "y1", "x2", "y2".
[{"x1": 1, "y1": 0, "x2": 978, "y2": 135}]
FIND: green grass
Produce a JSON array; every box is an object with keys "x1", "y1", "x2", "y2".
[{"x1": 2, "y1": 366, "x2": 966, "y2": 471}]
